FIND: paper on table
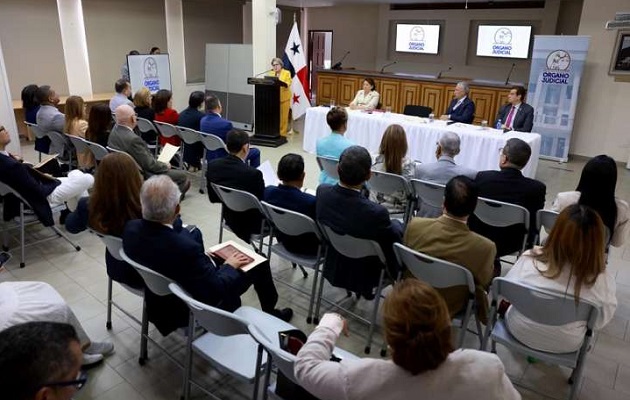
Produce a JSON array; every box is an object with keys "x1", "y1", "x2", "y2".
[
  {"x1": 257, "y1": 160, "x2": 279, "y2": 187},
  {"x1": 33, "y1": 153, "x2": 59, "y2": 169},
  {"x1": 208, "y1": 240, "x2": 266, "y2": 272},
  {"x1": 157, "y1": 143, "x2": 180, "y2": 163}
]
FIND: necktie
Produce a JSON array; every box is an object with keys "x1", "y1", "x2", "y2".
[
  {"x1": 505, "y1": 106, "x2": 516, "y2": 128},
  {"x1": 453, "y1": 99, "x2": 463, "y2": 110}
]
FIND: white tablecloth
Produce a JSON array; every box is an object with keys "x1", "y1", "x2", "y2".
[{"x1": 303, "y1": 107, "x2": 541, "y2": 178}]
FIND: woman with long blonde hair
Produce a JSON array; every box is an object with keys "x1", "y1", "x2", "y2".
[
  {"x1": 64, "y1": 95, "x2": 92, "y2": 169},
  {"x1": 504, "y1": 204, "x2": 617, "y2": 353}
]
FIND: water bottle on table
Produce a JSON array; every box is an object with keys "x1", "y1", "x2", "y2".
[{"x1": 495, "y1": 119, "x2": 502, "y2": 130}]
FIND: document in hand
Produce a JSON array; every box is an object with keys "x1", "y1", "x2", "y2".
[
  {"x1": 257, "y1": 160, "x2": 280, "y2": 187},
  {"x1": 157, "y1": 143, "x2": 180, "y2": 163},
  {"x1": 208, "y1": 240, "x2": 267, "y2": 272}
]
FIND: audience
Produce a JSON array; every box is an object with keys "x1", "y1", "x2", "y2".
[
  {"x1": 0, "y1": 281, "x2": 114, "y2": 367},
  {"x1": 85, "y1": 103, "x2": 113, "y2": 147},
  {"x1": 295, "y1": 279, "x2": 519, "y2": 400},
  {"x1": 153, "y1": 89, "x2": 181, "y2": 147},
  {"x1": 368, "y1": 124, "x2": 415, "y2": 215},
  {"x1": 551, "y1": 155, "x2": 628, "y2": 248},
  {"x1": 264, "y1": 153, "x2": 318, "y2": 255},
  {"x1": 415, "y1": 131, "x2": 477, "y2": 183},
  {"x1": 0, "y1": 124, "x2": 93, "y2": 225},
  {"x1": 21, "y1": 84, "x2": 40, "y2": 142},
  {"x1": 200, "y1": 94, "x2": 260, "y2": 167},
  {"x1": 504, "y1": 204, "x2": 617, "y2": 353},
  {"x1": 440, "y1": 81, "x2": 475, "y2": 124},
  {"x1": 206, "y1": 129, "x2": 264, "y2": 241},
  {"x1": 0, "y1": 322, "x2": 85, "y2": 400},
  {"x1": 121, "y1": 50, "x2": 139, "y2": 81},
  {"x1": 109, "y1": 79, "x2": 133, "y2": 113},
  {"x1": 316, "y1": 107, "x2": 354, "y2": 185},
  {"x1": 316, "y1": 145, "x2": 402, "y2": 299},
  {"x1": 178, "y1": 90, "x2": 206, "y2": 170},
  {"x1": 123, "y1": 175, "x2": 293, "y2": 325},
  {"x1": 404, "y1": 176, "x2": 495, "y2": 323},
  {"x1": 63, "y1": 95, "x2": 91, "y2": 169},
  {"x1": 35, "y1": 85, "x2": 64, "y2": 133},
  {"x1": 108, "y1": 104, "x2": 191, "y2": 196},
  {"x1": 133, "y1": 86, "x2": 158, "y2": 145},
  {"x1": 65, "y1": 153, "x2": 144, "y2": 289}
]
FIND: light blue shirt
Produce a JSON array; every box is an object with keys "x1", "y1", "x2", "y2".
[
  {"x1": 109, "y1": 93, "x2": 133, "y2": 113},
  {"x1": 316, "y1": 132, "x2": 354, "y2": 185}
]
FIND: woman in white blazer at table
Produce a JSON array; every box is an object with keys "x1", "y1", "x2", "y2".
[
  {"x1": 349, "y1": 77, "x2": 380, "y2": 111},
  {"x1": 294, "y1": 279, "x2": 520, "y2": 400}
]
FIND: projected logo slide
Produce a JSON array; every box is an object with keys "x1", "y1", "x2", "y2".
[
  {"x1": 477, "y1": 26, "x2": 532, "y2": 59},
  {"x1": 395, "y1": 24, "x2": 440, "y2": 54}
]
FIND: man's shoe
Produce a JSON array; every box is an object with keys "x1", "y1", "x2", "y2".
[
  {"x1": 272, "y1": 307, "x2": 293, "y2": 322},
  {"x1": 84, "y1": 341, "x2": 114, "y2": 356},
  {"x1": 82, "y1": 353, "x2": 104, "y2": 368},
  {"x1": 59, "y1": 208, "x2": 71, "y2": 225}
]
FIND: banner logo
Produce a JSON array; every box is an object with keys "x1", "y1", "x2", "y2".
[
  {"x1": 542, "y1": 50, "x2": 571, "y2": 84},
  {"x1": 492, "y1": 27, "x2": 513, "y2": 56},
  {"x1": 408, "y1": 26, "x2": 426, "y2": 51},
  {"x1": 143, "y1": 57, "x2": 160, "y2": 91}
]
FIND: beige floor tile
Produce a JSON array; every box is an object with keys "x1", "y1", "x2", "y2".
[
  {"x1": 75, "y1": 363, "x2": 125, "y2": 399},
  {"x1": 580, "y1": 378, "x2": 630, "y2": 400},
  {"x1": 612, "y1": 363, "x2": 630, "y2": 395},
  {"x1": 93, "y1": 381, "x2": 146, "y2": 400}
]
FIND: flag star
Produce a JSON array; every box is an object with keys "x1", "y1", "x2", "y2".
[
  {"x1": 291, "y1": 42, "x2": 300, "y2": 55},
  {"x1": 293, "y1": 94, "x2": 300, "y2": 104}
]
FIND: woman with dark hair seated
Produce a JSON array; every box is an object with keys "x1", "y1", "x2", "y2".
[
  {"x1": 153, "y1": 89, "x2": 181, "y2": 147},
  {"x1": 504, "y1": 204, "x2": 616, "y2": 353},
  {"x1": 295, "y1": 279, "x2": 519, "y2": 400},
  {"x1": 22, "y1": 84, "x2": 51, "y2": 153},
  {"x1": 349, "y1": 77, "x2": 380, "y2": 111},
  {"x1": 65, "y1": 153, "x2": 144, "y2": 288},
  {"x1": 86, "y1": 103, "x2": 113, "y2": 147},
  {"x1": 551, "y1": 154, "x2": 629, "y2": 247}
]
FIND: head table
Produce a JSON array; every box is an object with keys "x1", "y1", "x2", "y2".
[{"x1": 302, "y1": 106, "x2": 541, "y2": 178}]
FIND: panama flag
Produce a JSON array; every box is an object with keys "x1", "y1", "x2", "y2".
[{"x1": 282, "y1": 21, "x2": 310, "y2": 120}]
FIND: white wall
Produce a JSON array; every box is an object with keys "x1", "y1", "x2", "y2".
[{"x1": 572, "y1": 0, "x2": 630, "y2": 161}]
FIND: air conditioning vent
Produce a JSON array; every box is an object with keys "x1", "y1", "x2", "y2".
[{"x1": 606, "y1": 20, "x2": 630, "y2": 30}]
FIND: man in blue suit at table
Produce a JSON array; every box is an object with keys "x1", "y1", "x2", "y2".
[
  {"x1": 440, "y1": 81, "x2": 475, "y2": 124},
  {"x1": 200, "y1": 94, "x2": 260, "y2": 167}
]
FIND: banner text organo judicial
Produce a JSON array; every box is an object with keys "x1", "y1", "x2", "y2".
[{"x1": 541, "y1": 72, "x2": 570, "y2": 84}]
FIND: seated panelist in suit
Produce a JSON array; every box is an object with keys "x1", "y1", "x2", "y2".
[
  {"x1": 316, "y1": 145, "x2": 403, "y2": 299},
  {"x1": 200, "y1": 94, "x2": 260, "y2": 167},
  {"x1": 206, "y1": 129, "x2": 265, "y2": 242},
  {"x1": 267, "y1": 57, "x2": 292, "y2": 137},
  {"x1": 349, "y1": 78, "x2": 380, "y2": 111},
  {"x1": 264, "y1": 153, "x2": 318, "y2": 256},
  {"x1": 123, "y1": 175, "x2": 293, "y2": 326},
  {"x1": 108, "y1": 105, "x2": 191, "y2": 196},
  {"x1": 495, "y1": 85, "x2": 534, "y2": 133},
  {"x1": 440, "y1": 82, "x2": 475, "y2": 124}
]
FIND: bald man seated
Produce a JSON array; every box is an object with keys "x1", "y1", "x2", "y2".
[{"x1": 108, "y1": 105, "x2": 190, "y2": 195}]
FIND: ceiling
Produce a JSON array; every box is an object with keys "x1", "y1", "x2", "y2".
[{"x1": 276, "y1": 0, "x2": 545, "y2": 7}]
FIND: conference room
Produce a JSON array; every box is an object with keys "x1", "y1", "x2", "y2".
[{"x1": 0, "y1": 0, "x2": 629, "y2": 399}]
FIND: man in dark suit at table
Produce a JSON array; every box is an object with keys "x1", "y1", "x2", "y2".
[
  {"x1": 206, "y1": 129, "x2": 265, "y2": 242},
  {"x1": 316, "y1": 145, "x2": 403, "y2": 299},
  {"x1": 470, "y1": 138, "x2": 546, "y2": 274},
  {"x1": 440, "y1": 81, "x2": 475, "y2": 124},
  {"x1": 200, "y1": 94, "x2": 260, "y2": 167},
  {"x1": 495, "y1": 85, "x2": 534, "y2": 133}
]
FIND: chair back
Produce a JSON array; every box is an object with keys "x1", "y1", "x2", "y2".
[
  {"x1": 90, "y1": 230, "x2": 124, "y2": 262},
  {"x1": 68, "y1": 135, "x2": 89, "y2": 154},
  {"x1": 178, "y1": 126, "x2": 202, "y2": 145},
  {"x1": 136, "y1": 117, "x2": 156, "y2": 134},
  {"x1": 85, "y1": 140, "x2": 109, "y2": 161},
  {"x1": 154, "y1": 121, "x2": 181, "y2": 139},
  {"x1": 200, "y1": 133, "x2": 228, "y2": 152},
  {"x1": 169, "y1": 283, "x2": 250, "y2": 337},
  {"x1": 261, "y1": 201, "x2": 323, "y2": 240},
  {"x1": 247, "y1": 323, "x2": 299, "y2": 385},
  {"x1": 403, "y1": 105, "x2": 432, "y2": 118},
  {"x1": 536, "y1": 209, "x2": 559, "y2": 234},
  {"x1": 491, "y1": 277, "x2": 598, "y2": 328},
  {"x1": 368, "y1": 170, "x2": 412, "y2": 198},
  {"x1": 474, "y1": 197, "x2": 530, "y2": 230},
  {"x1": 316, "y1": 156, "x2": 339, "y2": 181},
  {"x1": 410, "y1": 179, "x2": 445, "y2": 209},
  {"x1": 119, "y1": 249, "x2": 174, "y2": 296},
  {"x1": 210, "y1": 183, "x2": 264, "y2": 214},
  {"x1": 0, "y1": 181, "x2": 29, "y2": 205},
  {"x1": 24, "y1": 122, "x2": 47, "y2": 139},
  {"x1": 318, "y1": 223, "x2": 385, "y2": 264},
  {"x1": 46, "y1": 131, "x2": 71, "y2": 158}
]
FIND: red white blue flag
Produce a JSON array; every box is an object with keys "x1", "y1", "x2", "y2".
[{"x1": 282, "y1": 22, "x2": 310, "y2": 119}]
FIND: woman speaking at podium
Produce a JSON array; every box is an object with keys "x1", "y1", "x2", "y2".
[{"x1": 268, "y1": 57, "x2": 292, "y2": 136}]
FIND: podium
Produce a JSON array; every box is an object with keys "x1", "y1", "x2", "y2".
[{"x1": 247, "y1": 77, "x2": 287, "y2": 147}]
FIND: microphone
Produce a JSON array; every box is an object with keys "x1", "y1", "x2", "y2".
[
  {"x1": 505, "y1": 63, "x2": 516, "y2": 85},
  {"x1": 379, "y1": 61, "x2": 397, "y2": 74},
  {"x1": 332, "y1": 51, "x2": 350, "y2": 70},
  {"x1": 436, "y1": 65, "x2": 452, "y2": 79},
  {"x1": 254, "y1": 69, "x2": 271, "y2": 77}
]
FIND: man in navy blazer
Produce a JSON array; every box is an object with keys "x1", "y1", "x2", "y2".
[
  {"x1": 441, "y1": 81, "x2": 475, "y2": 124},
  {"x1": 200, "y1": 94, "x2": 260, "y2": 167},
  {"x1": 123, "y1": 175, "x2": 293, "y2": 328},
  {"x1": 316, "y1": 146, "x2": 403, "y2": 298},
  {"x1": 495, "y1": 85, "x2": 535, "y2": 133},
  {"x1": 264, "y1": 153, "x2": 318, "y2": 255}
]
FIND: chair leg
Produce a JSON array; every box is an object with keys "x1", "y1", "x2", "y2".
[
  {"x1": 297, "y1": 264, "x2": 308, "y2": 278},
  {"x1": 306, "y1": 264, "x2": 321, "y2": 324},
  {"x1": 262, "y1": 353, "x2": 272, "y2": 400},
  {"x1": 365, "y1": 269, "x2": 386, "y2": 354},
  {"x1": 139, "y1": 296, "x2": 149, "y2": 365},
  {"x1": 51, "y1": 226, "x2": 81, "y2": 251},
  {"x1": 313, "y1": 267, "x2": 327, "y2": 324},
  {"x1": 106, "y1": 278, "x2": 113, "y2": 330},
  {"x1": 19, "y1": 203, "x2": 25, "y2": 268},
  {"x1": 181, "y1": 311, "x2": 195, "y2": 400},
  {"x1": 457, "y1": 301, "x2": 474, "y2": 348},
  {"x1": 475, "y1": 315, "x2": 484, "y2": 350},
  {"x1": 252, "y1": 344, "x2": 264, "y2": 400}
]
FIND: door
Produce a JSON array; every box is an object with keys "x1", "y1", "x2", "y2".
[{"x1": 308, "y1": 30, "x2": 333, "y2": 100}]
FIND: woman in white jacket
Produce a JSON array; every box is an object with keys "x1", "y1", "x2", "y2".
[{"x1": 294, "y1": 279, "x2": 520, "y2": 400}]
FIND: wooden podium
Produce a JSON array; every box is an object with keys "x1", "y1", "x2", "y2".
[{"x1": 247, "y1": 77, "x2": 287, "y2": 147}]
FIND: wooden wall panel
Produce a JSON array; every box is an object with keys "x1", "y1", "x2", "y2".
[
  {"x1": 421, "y1": 84, "x2": 445, "y2": 116},
  {"x1": 399, "y1": 82, "x2": 421, "y2": 112},
  {"x1": 317, "y1": 75, "x2": 338, "y2": 105},
  {"x1": 442, "y1": 87, "x2": 456, "y2": 116},
  {"x1": 338, "y1": 77, "x2": 360, "y2": 106},
  {"x1": 379, "y1": 79, "x2": 400, "y2": 111},
  {"x1": 494, "y1": 89, "x2": 512, "y2": 125},
  {"x1": 469, "y1": 88, "x2": 497, "y2": 125}
]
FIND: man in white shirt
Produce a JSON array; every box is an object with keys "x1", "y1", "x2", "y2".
[
  {"x1": 109, "y1": 79, "x2": 134, "y2": 113},
  {"x1": 495, "y1": 85, "x2": 534, "y2": 132}
]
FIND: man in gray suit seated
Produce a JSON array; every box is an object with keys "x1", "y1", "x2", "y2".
[
  {"x1": 35, "y1": 85, "x2": 64, "y2": 133},
  {"x1": 108, "y1": 105, "x2": 190, "y2": 196},
  {"x1": 415, "y1": 131, "x2": 477, "y2": 184}
]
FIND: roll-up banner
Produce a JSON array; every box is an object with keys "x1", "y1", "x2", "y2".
[{"x1": 527, "y1": 35, "x2": 590, "y2": 162}]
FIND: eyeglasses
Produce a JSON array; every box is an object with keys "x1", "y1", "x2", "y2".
[
  {"x1": 272, "y1": 63, "x2": 280, "y2": 67},
  {"x1": 42, "y1": 370, "x2": 88, "y2": 391}
]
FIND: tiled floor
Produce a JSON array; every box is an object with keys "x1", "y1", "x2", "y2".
[{"x1": 3, "y1": 127, "x2": 630, "y2": 400}]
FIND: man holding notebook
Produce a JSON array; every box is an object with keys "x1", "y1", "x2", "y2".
[{"x1": 123, "y1": 175, "x2": 293, "y2": 325}]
